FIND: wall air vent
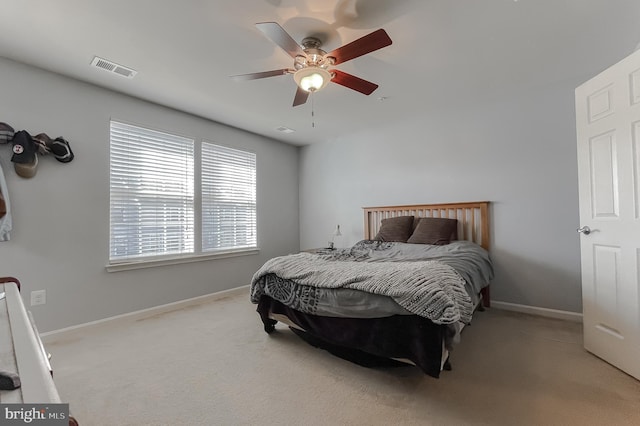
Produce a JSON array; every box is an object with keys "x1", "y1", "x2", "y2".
[{"x1": 91, "y1": 56, "x2": 137, "y2": 78}]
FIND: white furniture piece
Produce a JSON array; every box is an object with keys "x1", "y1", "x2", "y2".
[{"x1": 0, "y1": 277, "x2": 78, "y2": 425}]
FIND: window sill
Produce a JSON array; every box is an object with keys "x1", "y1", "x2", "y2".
[{"x1": 106, "y1": 248, "x2": 260, "y2": 272}]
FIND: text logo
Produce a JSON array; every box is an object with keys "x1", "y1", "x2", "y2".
[{"x1": 1, "y1": 404, "x2": 68, "y2": 425}]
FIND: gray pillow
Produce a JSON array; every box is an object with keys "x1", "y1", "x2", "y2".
[
  {"x1": 407, "y1": 217, "x2": 458, "y2": 245},
  {"x1": 374, "y1": 216, "x2": 414, "y2": 242}
]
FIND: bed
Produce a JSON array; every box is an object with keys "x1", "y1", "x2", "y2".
[{"x1": 250, "y1": 201, "x2": 493, "y2": 377}]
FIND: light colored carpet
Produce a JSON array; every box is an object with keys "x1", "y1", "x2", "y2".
[{"x1": 43, "y1": 289, "x2": 640, "y2": 426}]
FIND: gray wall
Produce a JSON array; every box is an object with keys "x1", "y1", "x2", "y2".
[
  {"x1": 0, "y1": 58, "x2": 299, "y2": 332},
  {"x1": 299, "y1": 79, "x2": 587, "y2": 314},
  {"x1": 296, "y1": 4, "x2": 640, "y2": 314},
  {"x1": 298, "y1": 1, "x2": 640, "y2": 314}
]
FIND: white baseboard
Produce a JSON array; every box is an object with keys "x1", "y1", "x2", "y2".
[
  {"x1": 41, "y1": 285, "x2": 250, "y2": 339},
  {"x1": 41, "y1": 289, "x2": 582, "y2": 338},
  {"x1": 491, "y1": 301, "x2": 583, "y2": 323}
]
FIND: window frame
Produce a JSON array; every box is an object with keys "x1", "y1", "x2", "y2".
[{"x1": 107, "y1": 120, "x2": 259, "y2": 272}]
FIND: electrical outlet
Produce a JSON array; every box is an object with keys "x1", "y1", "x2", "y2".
[{"x1": 30, "y1": 290, "x2": 46, "y2": 306}]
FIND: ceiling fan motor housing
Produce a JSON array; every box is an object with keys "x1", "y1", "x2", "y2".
[{"x1": 294, "y1": 37, "x2": 334, "y2": 71}]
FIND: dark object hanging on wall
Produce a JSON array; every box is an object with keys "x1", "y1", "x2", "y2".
[
  {"x1": 33, "y1": 133, "x2": 74, "y2": 163},
  {"x1": 11, "y1": 130, "x2": 38, "y2": 179},
  {"x1": 32, "y1": 133, "x2": 52, "y2": 155},
  {"x1": 0, "y1": 122, "x2": 14, "y2": 143},
  {"x1": 50, "y1": 137, "x2": 74, "y2": 163},
  {"x1": 0, "y1": 191, "x2": 6, "y2": 218}
]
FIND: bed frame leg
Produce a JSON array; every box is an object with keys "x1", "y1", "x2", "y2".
[
  {"x1": 443, "y1": 359, "x2": 452, "y2": 371},
  {"x1": 481, "y1": 285, "x2": 490, "y2": 308},
  {"x1": 257, "y1": 296, "x2": 278, "y2": 334},
  {"x1": 263, "y1": 319, "x2": 277, "y2": 334}
]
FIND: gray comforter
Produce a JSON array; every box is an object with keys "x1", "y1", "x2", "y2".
[
  {"x1": 251, "y1": 240, "x2": 494, "y2": 325},
  {"x1": 338, "y1": 240, "x2": 494, "y2": 306}
]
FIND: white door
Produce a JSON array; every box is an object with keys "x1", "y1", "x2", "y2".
[{"x1": 576, "y1": 48, "x2": 640, "y2": 380}]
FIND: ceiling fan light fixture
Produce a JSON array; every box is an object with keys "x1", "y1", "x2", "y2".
[{"x1": 294, "y1": 67, "x2": 331, "y2": 92}]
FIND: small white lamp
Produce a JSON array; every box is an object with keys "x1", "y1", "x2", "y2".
[{"x1": 328, "y1": 225, "x2": 342, "y2": 250}]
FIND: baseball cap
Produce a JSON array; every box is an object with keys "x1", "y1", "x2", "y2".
[{"x1": 11, "y1": 130, "x2": 38, "y2": 178}]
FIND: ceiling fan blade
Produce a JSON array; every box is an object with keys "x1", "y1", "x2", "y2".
[
  {"x1": 293, "y1": 86, "x2": 309, "y2": 107},
  {"x1": 326, "y1": 29, "x2": 392, "y2": 65},
  {"x1": 330, "y1": 69, "x2": 379, "y2": 95},
  {"x1": 256, "y1": 22, "x2": 306, "y2": 59},
  {"x1": 230, "y1": 69, "x2": 290, "y2": 81}
]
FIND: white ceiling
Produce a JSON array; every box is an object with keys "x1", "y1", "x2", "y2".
[{"x1": 1, "y1": 0, "x2": 639, "y2": 146}]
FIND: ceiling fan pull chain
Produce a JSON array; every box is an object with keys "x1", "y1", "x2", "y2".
[{"x1": 311, "y1": 91, "x2": 315, "y2": 128}]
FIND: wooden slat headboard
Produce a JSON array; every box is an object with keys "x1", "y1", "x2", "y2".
[{"x1": 363, "y1": 201, "x2": 491, "y2": 250}]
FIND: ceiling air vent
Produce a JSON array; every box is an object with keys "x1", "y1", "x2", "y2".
[{"x1": 91, "y1": 56, "x2": 137, "y2": 78}]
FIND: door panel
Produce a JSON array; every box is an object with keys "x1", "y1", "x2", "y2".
[
  {"x1": 592, "y1": 244, "x2": 621, "y2": 335},
  {"x1": 630, "y1": 69, "x2": 640, "y2": 104},
  {"x1": 634, "y1": 121, "x2": 640, "y2": 218},
  {"x1": 587, "y1": 84, "x2": 614, "y2": 123},
  {"x1": 589, "y1": 131, "x2": 619, "y2": 218}
]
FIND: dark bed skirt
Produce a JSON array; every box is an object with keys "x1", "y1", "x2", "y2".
[{"x1": 256, "y1": 296, "x2": 447, "y2": 378}]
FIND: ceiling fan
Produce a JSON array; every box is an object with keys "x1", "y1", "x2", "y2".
[{"x1": 231, "y1": 22, "x2": 392, "y2": 107}]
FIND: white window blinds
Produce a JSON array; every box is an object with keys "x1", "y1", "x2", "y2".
[
  {"x1": 201, "y1": 142, "x2": 257, "y2": 252},
  {"x1": 109, "y1": 121, "x2": 195, "y2": 262}
]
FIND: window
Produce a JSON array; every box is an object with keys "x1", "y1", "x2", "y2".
[
  {"x1": 109, "y1": 121, "x2": 257, "y2": 269},
  {"x1": 201, "y1": 143, "x2": 257, "y2": 252}
]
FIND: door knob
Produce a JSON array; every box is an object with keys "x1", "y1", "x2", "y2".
[{"x1": 577, "y1": 225, "x2": 591, "y2": 235}]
